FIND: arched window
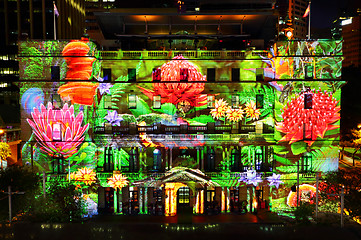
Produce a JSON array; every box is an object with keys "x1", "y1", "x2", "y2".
[{"x1": 153, "y1": 149, "x2": 162, "y2": 172}]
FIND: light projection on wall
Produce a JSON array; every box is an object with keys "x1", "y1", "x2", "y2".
[
  {"x1": 107, "y1": 174, "x2": 129, "y2": 190},
  {"x1": 27, "y1": 102, "x2": 89, "y2": 158},
  {"x1": 17, "y1": 39, "x2": 343, "y2": 215},
  {"x1": 276, "y1": 89, "x2": 340, "y2": 146},
  {"x1": 70, "y1": 167, "x2": 97, "y2": 185},
  {"x1": 286, "y1": 184, "x2": 316, "y2": 207}
]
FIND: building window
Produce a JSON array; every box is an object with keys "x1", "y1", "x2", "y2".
[
  {"x1": 303, "y1": 122, "x2": 312, "y2": 140},
  {"x1": 207, "y1": 68, "x2": 215, "y2": 82},
  {"x1": 104, "y1": 95, "x2": 112, "y2": 109},
  {"x1": 152, "y1": 68, "x2": 161, "y2": 81},
  {"x1": 178, "y1": 187, "x2": 190, "y2": 204},
  {"x1": 129, "y1": 187, "x2": 138, "y2": 204},
  {"x1": 128, "y1": 94, "x2": 137, "y2": 109},
  {"x1": 231, "y1": 149, "x2": 241, "y2": 172},
  {"x1": 207, "y1": 95, "x2": 215, "y2": 108},
  {"x1": 231, "y1": 68, "x2": 240, "y2": 82},
  {"x1": 206, "y1": 148, "x2": 216, "y2": 171},
  {"x1": 51, "y1": 93, "x2": 62, "y2": 109},
  {"x1": 256, "y1": 68, "x2": 264, "y2": 81},
  {"x1": 153, "y1": 188, "x2": 162, "y2": 203},
  {"x1": 231, "y1": 95, "x2": 239, "y2": 108},
  {"x1": 255, "y1": 148, "x2": 263, "y2": 171},
  {"x1": 129, "y1": 147, "x2": 138, "y2": 172},
  {"x1": 301, "y1": 153, "x2": 312, "y2": 173},
  {"x1": 153, "y1": 95, "x2": 161, "y2": 109},
  {"x1": 153, "y1": 149, "x2": 162, "y2": 172},
  {"x1": 230, "y1": 189, "x2": 239, "y2": 210},
  {"x1": 206, "y1": 187, "x2": 216, "y2": 204},
  {"x1": 51, "y1": 66, "x2": 60, "y2": 80},
  {"x1": 104, "y1": 147, "x2": 114, "y2": 172},
  {"x1": 103, "y1": 68, "x2": 112, "y2": 82},
  {"x1": 304, "y1": 94, "x2": 312, "y2": 109},
  {"x1": 256, "y1": 94, "x2": 264, "y2": 109},
  {"x1": 305, "y1": 65, "x2": 313, "y2": 79},
  {"x1": 180, "y1": 68, "x2": 188, "y2": 81},
  {"x1": 52, "y1": 154, "x2": 64, "y2": 174},
  {"x1": 128, "y1": 68, "x2": 136, "y2": 82}
]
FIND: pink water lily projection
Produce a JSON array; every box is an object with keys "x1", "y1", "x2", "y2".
[{"x1": 27, "y1": 102, "x2": 89, "y2": 158}]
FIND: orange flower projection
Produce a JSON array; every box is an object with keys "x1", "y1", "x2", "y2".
[
  {"x1": 226, "y1": 108, "x2": 244, "y2": 123},
  {"x1": 62, "y1": 41, "x2": 95, "y2": 80},
  {"x1": 107, "y1": 174, "x2": 129, "y2": 190},
  {"x1": 72, "y1": 167, "x2": 97, "y2": 185},
  {"x1": 210, "y1": 99, "x2": 229, "y2": 120},
  {"x1": 57, "y1": 82, "x2": 99, "y2": 106},
  {"x1": 287, "y1": 184, "x2": 316, "y2": 207},
  {"x1": 138, "y1": 56, "x2": 207, "y2": 108},
  {"x1": 244, "y1": 100, "x2": 261, "y2": 120}
]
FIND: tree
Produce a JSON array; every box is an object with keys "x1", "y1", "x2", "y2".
[
  {"x1": 0, "y1": 166, "x2": 40, "y2": 221},
  {"x1": 30, "y1": 181, "x2": 87, "y2": 222},
  {"x1": 0, "y1": 142, "x2": 11, "y2": 169},
  {"x1": 322, "y1": 169, "x2": 361, "y2": 219}
]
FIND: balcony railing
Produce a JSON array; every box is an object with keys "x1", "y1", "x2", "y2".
[
  {"x1": 98, "y1": 50, "x2": 270, "y2": 60},
  {"x1": 94, "y1": 123, "x2": 274, "y2": 135}
]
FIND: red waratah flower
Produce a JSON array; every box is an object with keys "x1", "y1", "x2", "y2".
[
  {"x1": 276, "y1": 89, "x2": 340, "y2": 146},
  {"x1": 138, "y1": 56, "x2": 207, "y2": 108}
]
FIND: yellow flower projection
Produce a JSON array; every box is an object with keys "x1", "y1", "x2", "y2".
[
  {"x1": 226, "y1": 108, "x2": 244, "y2": 123},
  {"x1": 107, "y1": 174, "x2": 129, "y2": 190},
  {"x1": 73, "y1": 167, "x2": 96, "y2": 185},
  {"x1": 244, "y1": 100, "x2": 261, "y2": 120},
  {"x1": 210, "y1": 99, "x2": 229, "y2": 119}
]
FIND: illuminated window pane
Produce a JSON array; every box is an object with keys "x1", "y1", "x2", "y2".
[
  {"x1": 207, "y1": 95, "x2": 215, "y2": 108},
  {"x1": 207, "y1": 68, "x2": 215, "y2": 82},
  {"x1": 180, "y1": 68, "x2": 188, "y2": 81},
  {"x1": 51, "y1": 66, "x2": 60, "y2": 80},
  {"x1": 104, "y1": 95, "x2": 112, "y2": 109},
  {"x1": 304, "y1": 94, "x2": 312, "y2": 109},
  {"x1": 128, "y1": 94, "x2": 137, "y2": 109},
  {"x1": 152, "y1": 68, "x2": 161, "y2": 81},
  {"x1": 153, "y1": 95, "x2": 161, "y2": 109},
  {"x1": 232, "y1": 68, "x2": 240, "y2": 82},
  {"x1": 256, "y1": 68, "x2": 264, "y2": 81},
  {"x1": 256, "y1": 94, "x2": 264, "y2": 109},
  {"x1": 103, "y1": 68, "x2": 111, "y2": 82},
  {"x1": 231, "y1": 95, "x2": 239, "y2": 108},
  {"x1": 128, "y1": 68, "x2": 136, "y2": 82},
  {"x1": 52, "y1": 123, "x2": 62, "y2": 141}
]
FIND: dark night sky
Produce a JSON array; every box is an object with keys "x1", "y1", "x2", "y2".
[{"x1": 312, "y1": 0, "x2": 361, "y2": 28}]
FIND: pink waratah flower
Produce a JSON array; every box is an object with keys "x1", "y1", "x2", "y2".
[
  {"x1": 138, "y1": 56, "x2": 207, "y2": 108},
  {"x1": 210, "y1": 99, "x2": 229, "y2": 119},
  {"x1": 27, "y1": 102, "x2": 89, "y2": 158},
  {"x1": 276, "y1": 89, "x2": 340, "y2": 146}
]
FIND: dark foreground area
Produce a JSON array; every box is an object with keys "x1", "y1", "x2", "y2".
[{"x1": 1, "y1": 212, "x2": 361, "y2": 240}]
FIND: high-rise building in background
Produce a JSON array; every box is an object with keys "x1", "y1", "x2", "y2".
[
  {"x1": 276, "y1": 0, "x2": 308, "y2": 39},
  {"x1": 342, "y1": 12, "x2": 361, "y2": 68}
]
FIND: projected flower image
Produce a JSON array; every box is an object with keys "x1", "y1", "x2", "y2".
[
  {"x1": 27, "y1": 102, "x2": 89, "y2": 158},
  {"x1": 244, "y1": 100, "x2": 261, "y2": 120},
  {"x1": 210, "y1": 99, "x2": 229, "y2": 120},
  {"x1": 107, "y1": 174, "x2": 129, "y2": 190},
  {"x1": 276, "y1": 89, "x2": 340, "y2": 146},
  {"x1": 138, "y1": 56, "x2": 207, "y2": 108}
]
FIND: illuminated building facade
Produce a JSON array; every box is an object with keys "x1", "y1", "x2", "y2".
[{"x1": 17, "y1": 38, "x2": 343, "y2": 216}]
